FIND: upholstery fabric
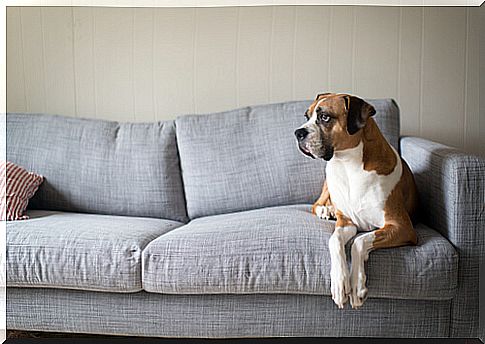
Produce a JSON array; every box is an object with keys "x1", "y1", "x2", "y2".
[
  {"x1": 143, "y1": 205, "x2": 458, "y2": 300},
  {"x1": 7, "y1": 210, "x2": 182, "y2": 292},
  {"x1": 6, "y1": 113, "x2": 188, "y2": 222},
  {"x1": 0, "y1": 161, "x2": 44, "y2": 220},
  {"x1": 7, "y1": 287, "x2": 451, "y2": 337},
  {"x1": 401, "y1": 136, "x2": 485, "y2": 337},
  {"x1": 176, "y1": 99, "x2": 400, "y2": 219}
]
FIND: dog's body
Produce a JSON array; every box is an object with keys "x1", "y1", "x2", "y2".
[{"x1": 295, "y1": 93, "x2": 417, "y2": 309}]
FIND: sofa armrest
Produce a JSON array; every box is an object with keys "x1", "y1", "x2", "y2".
[{"x1": 400, "y1": 136, "x2": 485, "y2": 337}]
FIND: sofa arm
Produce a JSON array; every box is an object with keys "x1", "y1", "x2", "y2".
[{"x1": 400, "y1": 136, "x2": 485, "y2": 337}]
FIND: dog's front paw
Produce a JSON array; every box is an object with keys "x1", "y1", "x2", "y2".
[
  {"x1": 330, "y1": 266, "x2": 350, "y2": 309},
  {"x1": 315, "y1": 205, "x2": 336, "y2": 220},
  {"x1": 350, "y1": 272, "x2": 368, "y2": 309}
]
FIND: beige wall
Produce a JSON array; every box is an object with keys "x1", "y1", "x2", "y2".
[{"x1": 6, "y1": 6, "x2": 484, "y2": 156}]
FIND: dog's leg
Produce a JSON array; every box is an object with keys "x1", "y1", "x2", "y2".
[
  {"x1": 350, "y1": 210, "x2": 417, "y2": 309},
  {"x1": 329, "y1": 211, "x2": 357, "y2": 308},
  {"x1": 312, "y1": 180, "x2": 335, "y2": 220},
  {"x1": 312, "y1": 180, "x2": 330, "y2": 214},
  {"x1": 349, "y1": 232, "x2": 373, "y2": 309}
]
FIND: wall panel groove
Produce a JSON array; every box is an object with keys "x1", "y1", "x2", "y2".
[
  {"x1": 397, "y1": 7, "x2": 402, "y2": 103},
  {"x1": 351, "y1": 7, "x2": 356, "y2": 93},
  {"x1": 39, "y1": 7, "x2": 48, "y2": 112},
  {"x1": 151, "y1": 9, "x2": 156, "y2": 122},
  {"x1": 19, "y1": 10, "x2": 27, "y2": 113},
  {"x1": 235, "y1": 7, "x2": 241, "y2": 107},
  {"x1": 326, "y1": 7, "x2": 333, "y2": 91},
  {"x1": 268, "y1": 6, "x2": 274, "y2": 102},
  {"x1": 464, "y1": 6, "x2": 480, "y2": 154},
  {"x1": 461, "y1": 8, "x2": 470, "y2": 147},
  {"x1": 70, "y1": 8, "x2": 78, "y2": 117},
  {"x1": 133, "y1": 8, "x2": 155, "y2": 122},
  {"x1": 73, "y1": 7, "x2": 96, "y2": 118},
  {"x1": 419, "y1": 7, "x2": 425, "y2": 137},
  {"x1": 92, "y1": 8, "x2": 98, "y2": 118},
  {"x1": 291, "y1": 7, "x2": 297, "y2": 100},
  {"x1": 131, "y1": 9, "x2": 135, "y2": 121},
  {"x1": 192, "y1": 8, "x2": 198, "y2": 114}
]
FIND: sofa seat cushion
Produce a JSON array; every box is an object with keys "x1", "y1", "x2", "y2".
[
  {"x1": 7, "y1": 210, "x2": 182, "y2": 292},
  {"x1": 142, "y1": 205, "x2": 458, "y2": 300}
]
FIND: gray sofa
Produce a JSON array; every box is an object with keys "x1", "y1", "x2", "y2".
[{"x1": 6, "y1": 100, "x2": 484, "y2": 338}]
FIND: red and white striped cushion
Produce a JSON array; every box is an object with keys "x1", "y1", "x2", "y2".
[{"x1": 0, "y1": 161, "x2": 44, "y2": 221}]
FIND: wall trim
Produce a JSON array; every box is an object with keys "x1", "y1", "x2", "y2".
[{"x1": 4, "y1": 1, "x2": 485, "y2": 7}]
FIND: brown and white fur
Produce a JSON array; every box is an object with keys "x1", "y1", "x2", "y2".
[{"x1": 294, "y1": 93, "x2": 418, "y2": 309}]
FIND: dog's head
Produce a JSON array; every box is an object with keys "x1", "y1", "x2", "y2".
[{"x1": 294, "y1": 93, "x2": 376, "y2": 161}]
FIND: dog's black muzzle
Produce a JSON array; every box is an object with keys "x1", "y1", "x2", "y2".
[{"x1": 294, "y1": 128, "x2": 309, "y2": 142}]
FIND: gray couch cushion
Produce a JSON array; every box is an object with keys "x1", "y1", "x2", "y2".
[
  {"x1": 7, "y1": 210, "x2": 182, "y2": 292},
  {"x1": 176, "y1": 99, "x2": 400, "y2": 219},
  {"x1": 142, "y1": 205, "x2": 457, "y2": 300},
  {"x1": 6, "y1": 113, "x2": 188, "y2": 222}
]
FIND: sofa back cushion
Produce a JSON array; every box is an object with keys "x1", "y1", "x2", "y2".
[
  {"x1": 176, "y1": 99, "x2": 400, "y2": 219},
  {"x1": 7, "y1": 114, "x2": 188, "y2": 222}
]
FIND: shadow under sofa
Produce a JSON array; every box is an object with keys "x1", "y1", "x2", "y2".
[{"x1": 5, "y1": 99, "x2": 484, "y2": 338}]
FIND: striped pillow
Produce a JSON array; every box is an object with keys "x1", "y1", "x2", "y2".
[{"x1": 0, "y1": 161, "x2": 44, "y2": 221}]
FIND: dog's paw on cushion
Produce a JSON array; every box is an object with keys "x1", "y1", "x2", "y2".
[
  {"x1": 315, "y1": 204, "x2": 336, "y2": 221},
  {"x1": 0, "y1": 161, "x2": 44, "y2": 221}
]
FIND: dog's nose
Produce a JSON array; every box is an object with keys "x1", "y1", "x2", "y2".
[{"x1": 294, "y1": 128, "x2": 309, "y2": 142}]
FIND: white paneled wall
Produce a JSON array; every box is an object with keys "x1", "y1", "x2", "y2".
[{"x1": 6, "y1": 6, "x2": 484, "y2": 156}]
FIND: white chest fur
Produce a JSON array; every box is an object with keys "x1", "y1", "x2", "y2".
[{"x1": 325, "y1": 141, "x2": 402, "y2": 231}]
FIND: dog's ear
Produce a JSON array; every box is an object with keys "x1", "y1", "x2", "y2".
[
  {"x1": 315, "y1": 92, "x2": 331, "y2": 100},
  {"x1": 343, "y1": 95, "x2": 376, "y2": 135}
]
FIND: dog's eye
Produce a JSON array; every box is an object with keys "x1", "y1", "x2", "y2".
[
  {"x1": 318, "y1": 113, "x2": 331, "y2": 123},
  {"x1": 304, "y1": 111, "x2": 310, "y2": 120}
]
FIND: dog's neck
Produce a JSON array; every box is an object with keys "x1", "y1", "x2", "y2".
[
  {"x1": 332, "y1": 141, "x2": 364, "y2": 163},
  {"x1": 332, "y1": 118, "x2": 397, "y2": 175}
]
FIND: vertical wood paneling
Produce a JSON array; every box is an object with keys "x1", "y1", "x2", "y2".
[
  {"x1": 6, "y1": 6, "x2": 484, "y2": 156},
  {"x1": 421, "y1": 7, "x2": 466, "y2": 148},
  {"x1": 328, "y1": 6, "x2": 353, "y2": 94},
  {"x1": 479, "y1": 5, "x2": 485, "y2": 157},
  {"x1": 20, "y1": 7, "x2": 46, "y2": 113},
  {"x1": 353, "y1": 7, "x2": 400, "y2": 99},
  {"x1": 42, "y1": 7, "x2": 76, "y2": 117},
  {"x1": 269, "y1": 6, "x2": 295, "y2": 103},
  {"x1": 133, "y1": 8, "x2": 154, "y2": 121},
  {"x1": 195, "y1": 7, "x2": 237, "y2": 114},
  {"x1": 6, "y1": 7, "x2": 26, "y2": 112},
  {"x1": 398, "y1": 7, "x2": 422, "y2": 136},
  {"x1": 463, "y1": 8, "x2": 480, "y2": 155},
  {"x1": 238, "y1": 6, "x2": 272, "y2": 106},
  {"x1": 73, "y1": 7, "x2": 96, "y2": 117},
  {"x1": 294, "y1": 6, "x2": 330, "y2": 100},
  {"x1": 94, "y1": 7, "x2": 134, "y2": 121},
  {"x1": 152, "y1": 8, "x2": 195, "y2": 119}
]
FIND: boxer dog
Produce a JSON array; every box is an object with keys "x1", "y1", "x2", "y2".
[{"x1": 294, "y1": 93, "x2": 418, "y2": 309}]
